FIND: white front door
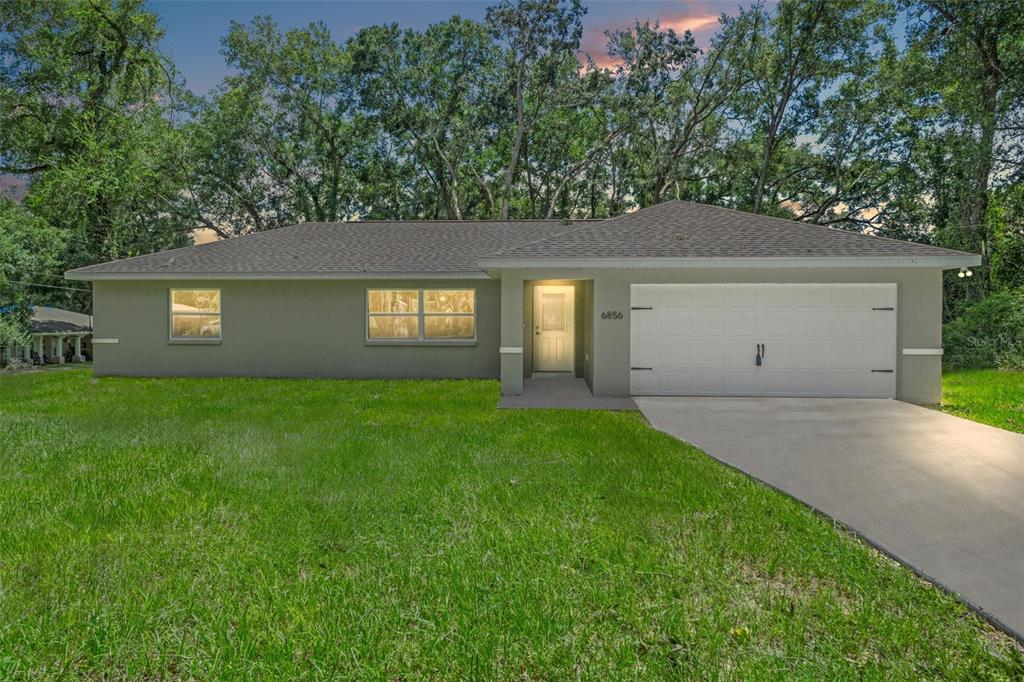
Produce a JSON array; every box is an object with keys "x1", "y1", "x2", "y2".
[
  {"x1": 534, "y1": 285, "x2": 575, "y2": 372},
  {"x1": 630, "y1": 283, "x2": 897, "y2": 397}
]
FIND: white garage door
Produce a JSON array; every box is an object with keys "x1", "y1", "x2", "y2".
[{"x1": 630, "y1": 284, "x2": 897, "y2": 398}]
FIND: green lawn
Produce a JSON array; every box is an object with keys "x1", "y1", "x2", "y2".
[
  {"x1": 1, "y1": 370, "x2": 1020, "y2": 679},
  {"x1": 943, "y1": 369, "x2": 1024, "y2": 434}
]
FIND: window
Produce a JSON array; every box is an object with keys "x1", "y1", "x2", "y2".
[
  {"x1": 367, "y1": 289, "x2": 475, "y2": 342},
  {"x1": 170, "y1": 289, "x2": 221, "y2": 340}
]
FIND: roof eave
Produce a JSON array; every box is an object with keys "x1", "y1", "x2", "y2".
[
  {"x1": 64, "y1": 270, "x2": 492, "y2": 281},
  {"x1": 476, "y1": 255, "x2": 981, "y2": 270}
]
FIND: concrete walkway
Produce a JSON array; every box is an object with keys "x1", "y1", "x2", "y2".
[
  {"x1": 635, "y1": 397, "x2": 1024, "y2": 639},
  {"x1": 499, "y1": 374, "x2": 637, "y2": 410}
]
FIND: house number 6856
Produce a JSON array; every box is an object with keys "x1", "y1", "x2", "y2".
[{"x1": 601, "y1": 311, "x2": 624, "y2": 320}]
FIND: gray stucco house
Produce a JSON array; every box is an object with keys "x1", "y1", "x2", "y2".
[{"x1": 66, "y1": 200, "x2": 979, "y2": 404}]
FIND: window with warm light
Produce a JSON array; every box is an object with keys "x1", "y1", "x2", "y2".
[
  {"x1": 170, "y1": 289, "x2": 221, "y2": 339},
  {"x1": 367, "y1": 289, "x2": 475, "y2": 342}
]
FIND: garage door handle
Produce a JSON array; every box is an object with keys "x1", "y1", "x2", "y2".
[
  {"x1": 631, "y1": 306, "x2": 653, "y2": 310},
  {"x1": 872, "y1": 307, "x2": 894, "y2": 311},
  {"x1": 631, "y1": 367, "x2": 653, "y2": 371},
  {"x1": 871, "y1": 369, "x2": 894, "y2": 373}
]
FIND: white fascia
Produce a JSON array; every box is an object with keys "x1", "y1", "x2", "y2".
[{"x1": 476, "y1": 255, "x2": 981, "y2": 270}]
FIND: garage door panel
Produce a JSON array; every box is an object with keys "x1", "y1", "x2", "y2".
[
  {"x1": 659, "y1": 339, "x2": 691, "y2": 368},
  {"x1": 631, "y1": 285, "x2": 660, "y2": 308},
  {"x1": 631, "y1": 309, "x2": 659, "y2": 337},
  {"x1": 791, "y1": 341, "x2": 831, "y2": 370},
  {"x1": 660, "y1": 309, "x2": 690, "y2": 336},
  {"x1": 758, "y1": 287, "x2": 792, "y2": 307},
  {"x1": 756, "y1": 371, "x2": 796, "y2": 395},
  {"x1": 692, "y1": 310, "x2": 727, "y2": 336},
  {"x1": 724, "y1": 341, "x2": 755, "y2": 366},
  {"x1": 691, "y1": 342, "x2": 724, "y2": 368},
  {"x1": 760, "y1": 342, "x2": 795, "y2": 369},
  {"x1": 722, "y1": 370, "x2": 756, "y2": 393},
  {"x1": 630, "y1": 369, "x2": 660, "y2": 394},
  {"x1": 792, "y1": 287, "x2": 831, "y2": 307},
  {"x1": 793, "y1": 309, "x2": 829, "y2": 337},
  {"x1": 691, "y1": 286, "x2": 726, "y2": 307},
  {"x1": 725, "y1": 286, "x2": 757, "y2": 307},
  {"x1": 631, "y1": 338, "x2": 659, "y2": 366},
  {"x1": 726, "y1": 310, "x2": 757, "y2": 336},
  {"x1": 630, "y1": 284, "x2": 896, "y2": 398},
  {"x1": 660, "y1": 286, "x2": 692, "y2": 307},
  {"x1": 758, "y1": 309, "x2": 795, "y2": 337},
  {"x1": 693, "y1": 370, "x2": 727, "y2": 393}
]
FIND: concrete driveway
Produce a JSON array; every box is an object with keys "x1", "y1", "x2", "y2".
[{"x1": 635, "y1": 397, "x2": 1024, "y2": 639}]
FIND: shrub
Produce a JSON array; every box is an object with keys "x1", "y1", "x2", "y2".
[{"x1": 943, "y1": 287, "x2": 1024, "y2": 370}]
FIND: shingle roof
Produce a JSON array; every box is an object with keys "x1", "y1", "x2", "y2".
[
  {"x1": 67, "y1": 220, "x2": 572, "y2": 277},
  {"x1": 30, "y1": 306, "x2": 92, "y2": 334},
  {"x1": 484, "y1": 201, "x2": 973, "y2": 260},
  {"x1": 67, "y1": 201, "x2": 976, "y2": 279}
]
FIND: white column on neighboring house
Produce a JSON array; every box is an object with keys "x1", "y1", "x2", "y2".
[
  {"x1": 55, "y1": 336, "x2": 65, "y2": 364},
  {"x1": 23, "y1": 343, "x2": 32, "y2": 362},
  {"x1": 74, "y1": 336, "x2": 83, "y2": 362},
  {"x1": 34, "y1": 335, "x2": 44, "y2": 363}
]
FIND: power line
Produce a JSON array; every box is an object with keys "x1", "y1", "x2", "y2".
[{"x1": 5, "y1": 280, "x2": 91, "y2": 293}]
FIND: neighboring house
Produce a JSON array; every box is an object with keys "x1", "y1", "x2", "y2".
[
  {"x1": 1, "y1": 306, "x2": 93, "y2": 365},
  {"x1": 66, "y1": 201, "x2": 979, "y2": 404}
]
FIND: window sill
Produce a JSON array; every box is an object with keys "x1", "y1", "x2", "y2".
[
  {"x1": 365, "y1": 340, "x2": 477, "y2": 347},
  {"x1": 168, "y1": 338, "x2": 222, "y2": 345}
]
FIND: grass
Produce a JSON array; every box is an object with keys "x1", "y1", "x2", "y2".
[
  {"x1": 942, "y1": 369, "x2": 1024, "y2": 434},
  {"x1": 0, "y1": 369, "x2": 1021, "y2": 679}
]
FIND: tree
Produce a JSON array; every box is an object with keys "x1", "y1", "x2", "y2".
[
  {"x1": 605, "y1": 12, "x2": 759, "y2": 208},
  {"x1": 734, "y1": 0, "x2": 890, "y2": 215},
  {"x1": 0, "y1": 199, "x2": 68, "y2": 341},
  {"x1": 903, "y1": 0, "x2": 1024, "y2": 299},
  {"x1": 350, "y1": 18, "x2": 502, "y2": 219},
  {"x1": 0, "y1": 0, "x2": 189, "y2": 278},
  {"x1": 485, "y1": 0, "x2": 585, "y2": 218}
]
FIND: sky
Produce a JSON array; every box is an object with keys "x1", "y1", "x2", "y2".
[
  {"x1": 1, "y1": 1, "x2": 760, "y2": 202},
  {"x1": 153, "y1": 0, "x2": 752, "y2": 94}
]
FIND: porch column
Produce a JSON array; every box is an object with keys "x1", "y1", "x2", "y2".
[
  {"x1": 34, "y1": 335, "x2": 44, "y2": 363},
  {"x1": 73, "y1": 335, "x2": 83, "y2": 362},
  {"x1": 55, "y1": 336, "x2": 65, "y2": 364},
  {"x1": 23, "y1": 343, "x2": 32, "y2": 362},
  {"x1": 499, "y1": 273, "x2": 525, "y2": 396}
]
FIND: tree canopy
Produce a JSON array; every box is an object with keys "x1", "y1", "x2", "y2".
[{"x1": 1, "y1": 0, "x2": 1022, "y2": 323}]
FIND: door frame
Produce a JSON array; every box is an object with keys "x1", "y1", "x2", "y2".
[{"x1": 533, "y1": 284, "x2": 575, "y2": 372}]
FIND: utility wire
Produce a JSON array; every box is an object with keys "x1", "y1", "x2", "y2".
[{"x1": 5, "y1": 280, "x2": 92, "y2": 293}]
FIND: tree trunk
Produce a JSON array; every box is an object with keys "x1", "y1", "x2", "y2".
[{"x1": 500, "y1": 63, "x2": 526, "y2": 219}]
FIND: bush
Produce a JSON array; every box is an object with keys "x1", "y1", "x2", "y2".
[{"x1": 943, "y1": 287, "x2": 1024, "y2": 370}]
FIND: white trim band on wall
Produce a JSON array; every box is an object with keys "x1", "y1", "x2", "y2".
[
  {"x1": 902, "y1": 348, "x2": 943, "y2": 355},
  {"x1": 91, "y1": 338, "x2": 119, "y2": 344},
  {"x1": 499, "y1": 347, "x2": 523, "y2": 354}
]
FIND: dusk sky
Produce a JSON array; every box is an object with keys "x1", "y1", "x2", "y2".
[{"x1": 153, "y1": 0, "x2": 756, "y2": 93}]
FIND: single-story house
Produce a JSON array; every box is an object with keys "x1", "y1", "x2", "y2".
[
  {"x1": 66, "y1": 200, "x2": 979, "y2": 404},
  {"x1": 1, "y1": 305, "x2": 93, "y2": 365}
]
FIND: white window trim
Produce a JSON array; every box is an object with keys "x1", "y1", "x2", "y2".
[
  {"x1": 169, "y1": 288, "x2": 222, "y2": 342},
  {"x1": 366, "y1": 288, "x2": 477, "y2": 344}
]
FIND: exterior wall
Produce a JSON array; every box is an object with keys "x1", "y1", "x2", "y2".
[
  {"x1": 92, "y1": 279, "x2": 501, "y2": 379},
  {"x1": 499, "y1": 267, "x2": 944, "y2": 404}
]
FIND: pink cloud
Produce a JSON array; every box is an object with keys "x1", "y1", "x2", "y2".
[{"x1": 580, "y1": 9, "x2": 723, "y2": 71}]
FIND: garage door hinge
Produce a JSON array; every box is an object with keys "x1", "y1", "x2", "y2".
[
  {"x1": 872, "y1": 307, "x2": 894, "y2": 311},
  {"x1": 631, "y1": 367, "x2": 653, "y2": 371},
  {"x1": 631, "y1": 306, "x2": 653, "y2": 310},
  {"x1": 871, "y1": 369, "x2": 894, "y2": 373}
]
